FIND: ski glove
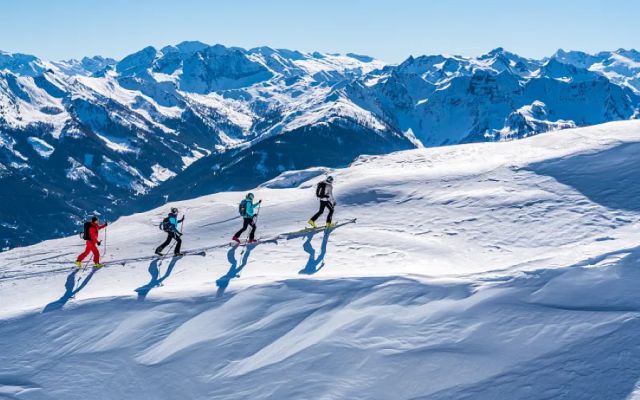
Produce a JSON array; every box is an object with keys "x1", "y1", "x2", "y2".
[
  {"x1": 97, "y1": 241, "x2": 102, "y2": 246},
  {"x1": 179, "y1": 217, "x2": 185, "y2": 223}
]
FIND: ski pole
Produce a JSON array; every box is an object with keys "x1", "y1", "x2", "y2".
[
  {"x1": 254, "y1": 203, "x2": 262, "y2": 226},
  {"x1": 77, "y1": 255, "x2": 93, "y2": 285},
  {"x1": 103, "y1": 223, "x2": 108, "y2": 257},
  {"x1": 159, "y1": 241, "x2": 176, "y2": 265}
]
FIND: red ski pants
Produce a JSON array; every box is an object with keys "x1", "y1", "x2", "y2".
[{"x1": 77, "y1": 241, "x2": 100, "y2": 264}]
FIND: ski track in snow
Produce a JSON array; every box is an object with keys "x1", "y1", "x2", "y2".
[{"x1": 2, "y1": 121, "x2": 640, "y2": 398}]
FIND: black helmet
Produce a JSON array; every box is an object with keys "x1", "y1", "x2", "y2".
[
  {"x1": 326, "y1": 176, "x2": 334, "y2": 183},
  {"x1": 171, "y1": 207, "x2": 178, "y2": 213},
  {"x1": 246, "y1": 193, "x2": 254, "y2": 200}
]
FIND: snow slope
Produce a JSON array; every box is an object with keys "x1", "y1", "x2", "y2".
[{"x1": 3, "y1": 121, "x2": 640, "y2": 398}]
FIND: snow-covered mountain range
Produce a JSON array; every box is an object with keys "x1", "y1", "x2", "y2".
[
  {"x1": 1, "y1": 43, "x2": 639, "y2": 249},
  {"x1": 2, "y1": 121, "x2": 640, "y2": 398}
]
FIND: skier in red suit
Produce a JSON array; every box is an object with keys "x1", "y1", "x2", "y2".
[{"x1": 75, "y1": 216, "x2": 108, "y2": 268}]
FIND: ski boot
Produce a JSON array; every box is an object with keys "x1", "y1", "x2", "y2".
[
  {"x1": 232, "y1": 236, "x2": 241, "y2": 244},
  {"x1": 155, "y1": 249, "x2": 163, "y2": 256},
  {"x1": 174, "y1": 252, "x2": 185, "y2": 257},
  {"x1": 326, "y1": 222, "x2": 335, "y2": 228},
  {"x1": 308, "y1": 219, "x2": 317, "y2": 228},
  {"x1": 74, "y1": 261, "x2": 82, "y2": 268},
  {"x1": 94, "y1": 263, "x2": 104, "y2": 269},
  {"x1": 248, "y1": 239, "x2": 258, "y2": 244}
]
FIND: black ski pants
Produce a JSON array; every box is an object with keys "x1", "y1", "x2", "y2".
[
  {"x1": 235, "y1": 217, "x2": 257, "y2": 240},
  {"x1": 311, "y1": 200, "x2": 334, "y2": 224},
  {"x1": 156, "y1": 231, "x2": 182, "y2": 254}
]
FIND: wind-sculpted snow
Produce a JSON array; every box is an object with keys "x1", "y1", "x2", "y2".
[
  {"x1": 6, "y1": 267, "x2": 640, "y2": 399},
  {"x1": 2, "y1": 122, "x2": 640, "y2": 398}
]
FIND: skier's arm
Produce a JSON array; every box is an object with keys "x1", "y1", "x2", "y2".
[
  {"x1": 169, "y1": 217, "x2": 184, "y2": 236},
  {"x1": 169, "y1": 217, "x2": 181, "y2": 233},
  {"x1": 98, "y1": 223, "x2": 108, "y2": 230},
  {"x1": 327, "y1": 185, "x2": 335, "y2": 204},
  {"x1": 90, "y1": 228, "x2": 100, "y2": 243}
]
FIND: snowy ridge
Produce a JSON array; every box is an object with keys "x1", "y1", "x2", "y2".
[
  {"x1": 349, "y1": 48, "x2": 640, "y2": 146},
  {"x1": 554, "y1": 48, "x2": 640, "y2": 93},
  {"x1": 2, "y1": 121, "x2": 640, "y2": 398}
]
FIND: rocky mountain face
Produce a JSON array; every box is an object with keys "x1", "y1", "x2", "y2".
[
  {"x1": 1, "y1": 43, "x2": 638, "y2": 249},
  {"x1": 347, "y1": 48, "x2": 639, "y2": 146}
]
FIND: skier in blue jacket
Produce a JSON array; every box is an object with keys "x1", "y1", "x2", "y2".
[
  {"x1": 156, "y1": 207, "x2": 184, "y2": 256},
  {"x1": 232, "y1": 193, "x2": 262, "y2": 244}
]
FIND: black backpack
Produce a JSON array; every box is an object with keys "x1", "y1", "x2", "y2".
[
  {"x1": 160, "y1": 217, "x2": 171, "y2": 232},
  {"x1": 316, "y1": 182, "x2": 327, "y2": 198},
  {"x1": 238, "y1": 199, "x2": 248, "y2": 217},
  {"x1": 82, "y1": 222, "x2": 92, "y2": 240}
]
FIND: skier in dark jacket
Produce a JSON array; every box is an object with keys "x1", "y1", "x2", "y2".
[
  {"x1": 232, "y1": 193, "x2": 262, "y2": 244},
  {"x1": 75, "y1": 216, "x2": 108, "y2": 268},
  {"x1": 309, "y1": 176, "x2": 336, "y2": 228},
  {"x1": 156, "y1": 207, "x2": 184, "y2": 256}
]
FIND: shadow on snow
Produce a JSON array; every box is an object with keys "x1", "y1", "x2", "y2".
[
  {"x1": 527, "y1": 142, "x2": 640, "y2": 213},
  {"x1": 42, "y1": 267, "x2": 99, "y2": 313},
  {"x1": 298, "y1": 229, "x2": 332, "y2": 275},
  {"x1": 135, "y1": 257, "x2": 182, "y2": 301},
  {"x1": 216, "y1": 245, "x2": 256, "y2": 297}
]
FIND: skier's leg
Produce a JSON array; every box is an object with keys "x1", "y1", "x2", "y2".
[
  {"x1": 76, "y1": 241, "x2": 92, "y2": 262},
  {"x1": 173, "y1": 232, "x2": 182, "y2": 254},
  {"x1": 234, "y1": 218, "x2": 250, "y2": 238},
  {"x1": 90, "y1": 242, "x2": 100, "y2": 264},
  {"x1": 311, "y1": 201, "x2": 326, "y2": 222},
  {"x1": 156, "y1": 233, "x2": 172, "y2": 254},
  {"x1": 326, "y1": 202, "x2": 335, "y2": 224},
  {"x1": 249, "y1": 220, "x2": 257, "y2": 241}
]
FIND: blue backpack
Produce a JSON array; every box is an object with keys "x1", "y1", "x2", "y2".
[{"x1": 238, "y1": 199, "x2": 248, "y2": 217}]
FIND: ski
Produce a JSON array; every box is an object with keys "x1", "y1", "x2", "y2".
[
  {"x1": 280, "y1": 218, "x2": 357, "y2": 239},
  {"x1": 230, "y1": 238, "x2": 278, "y2": 247},
  {"x1": 155, "y1": 250, "x2": 206, "y2": 258},
  {"x1": 107, "y1": 250, "x2": 207, "y2": 266},
  {"x1": 180, "y1": 251, "x2": 206, "y2": 257}
]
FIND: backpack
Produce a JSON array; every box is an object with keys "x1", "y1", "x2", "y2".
[
  {"x1": 160, "y1": 217, "x2": 171, "y2": 232},
  {"x1": 238, "y1": 199, "x2": 248, "y2": 217},
  {"x1": 82, "y1": 222, "x2": 92, "y2": 240},
  {"x1": 316, "y1": 182, "x2": 327, "y2": 198}
]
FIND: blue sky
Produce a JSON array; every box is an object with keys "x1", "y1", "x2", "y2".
[{"x1": 1, "y1": 0, "x2": 638, "y2": 62}]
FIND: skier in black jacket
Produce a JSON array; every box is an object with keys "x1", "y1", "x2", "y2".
[
  {"x1": 308, "y1": 176, "x2": 336, "y2": 228},
  {"x1": 156, "y1": 207, "x2": 184, "y2": 256}
]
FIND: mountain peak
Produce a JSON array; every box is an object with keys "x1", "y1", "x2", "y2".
[
  {"x1": 0, "y1": 51, "x2": 46, "y2": 76},
  {"x1": 116, "y1": 45, "x2": 158, "y2": 74},
  {"x1": 486, "y1": 47, "x2": 506, "y2": 56},
  {"x1": 161, "y1": 41, "x2": 209, "y2": 55},
  {"x1": 346, "y1": 53, "x2": 374, "y2": 63}
]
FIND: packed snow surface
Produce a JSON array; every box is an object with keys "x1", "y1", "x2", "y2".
[{"x1": 3, "y1": 121, "x2": 640, "y2": 398}]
